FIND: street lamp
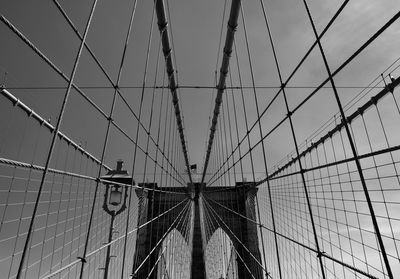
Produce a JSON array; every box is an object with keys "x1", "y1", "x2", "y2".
[
  {"x1": 100, "y1": 160, "x2": 134, "y2": 279},
  {"x1": 109, "y1": 185, "x2": 122, "y2": 206}
]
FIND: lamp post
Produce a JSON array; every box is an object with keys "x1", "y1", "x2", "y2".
[{"x1": 100, "y1": 160, "x2": 134, "y2": 279}]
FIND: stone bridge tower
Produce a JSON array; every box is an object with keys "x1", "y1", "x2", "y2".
[
  {"x1": 132, "y1": 183, "x2": 189, "y2": 278},
  {"x1": 200, "y1": 182, "x2": 263, "y2": 279},
  {"x1": 132, "y1": 182, "x2": 263, "y2": 279}
]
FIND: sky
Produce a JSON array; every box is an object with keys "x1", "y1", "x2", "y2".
[
  {"x1": 1, "y1": 0, "x2": 400, "y2": 174},
  {"x1": 1, "y1": 0, "x2": 400, "y2": 278}
]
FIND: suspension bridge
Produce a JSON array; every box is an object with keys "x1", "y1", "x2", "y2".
[{"x1": 1, "y1": 0, "x2": 400, "y2": 278}]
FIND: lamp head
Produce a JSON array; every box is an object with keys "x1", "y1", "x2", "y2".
[{"x1": 109, "y1": 185, "x2": 122, "y2": 206}]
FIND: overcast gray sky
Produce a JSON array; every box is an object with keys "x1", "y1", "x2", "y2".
[
  {"x1": 1, "y1": 0, "x2": 400, "y2": 175},
  {"x1": 2, "y1": 1, "x2": 400, "y2": 278}
]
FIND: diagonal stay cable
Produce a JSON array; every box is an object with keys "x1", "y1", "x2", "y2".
[
  {"x1": 201, "y1": 196, "x2": 266, "y2": 277},
  {"x1": 0, "y1": 13, "x2": 187, "y2": 186},
  {"x1": 52, "y1": 0, "x2": 184, "y2": 182},
  {"x1": 131, "y1": 199, "x2": 191, "y2": 277},
  {"x1": 265, "y1": 143, "x2": 400, "y2": 184},
  {"x1": 6, "y1": 85, "x2": 389, "y2": 90},
  {"x1": 299, "y1": 57, "x2": 400, "y2": 156},
  {"x1": 302, "y1": 2, "x2": 394, "y2": 276},
  {"x1": 201, "y1": 0, "x2": 242, "y2": 185},
  {"x1": 106, "y1": 0, "x2": 146, "y2": 275},
  {"x1": 145, "y1": 200, "x2": 193, "y2": 278},
  {"x1": 12, "y1": 1, "x2": 99, "y2": 277},
  {"x1": 256, "y1": 0, "x2": 325, "y2": 276},
  {"x1": 206, "y1": 2, "x2": 400, "y2": 186},
  {"x1": 39, "y1": 196, "x2": 189, "y2": 279},
  {"x1": 144, "y1": 223, "x2": 180, "y2": 279},
  {"x1": 201, "y1": 195, "x2": 256, "y2": 278},
  {"x1": 203, "y1": 193, "x2": 379, "y2": 279},
  {"x1": 0, "y1": 88, "x2": 111, "y2": 170},
  {"x1": 202, "y1": 0, "x2": 229, "y2": 178},
  {"x1": 0, "y1": 158, "x2": 187, "y2": 195},
  {"x1": 0, "y1": 14, "x2": 187, "y2": 186},
  {"x1": 207, "y1": 9, "x2": 400, "y2": 186},
  {"x1": 208, "y1": 75, "x2": 400, "y2": 188},
  {"x1": 267, "y1": 76, "x2": 400, "y2": 180},
  {"x1": 154, "y1": 0, "x2": 193, "y2": 184},
  {"x1": 206, "y1": 0, "x2": 350, "y2": 185}
]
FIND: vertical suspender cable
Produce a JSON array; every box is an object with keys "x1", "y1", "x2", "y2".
[
  {"x1": 131, "y1": 5, "x2": 156, "y2": 276},
  {"x1": 301, "y1": 1, "x2": 393, "y2": 277},
  {"x1": 16, "y1": 1, "x2": 99, "y2": 278},
  {"x1": 105, "y1": 1, "x2": 139, "y2": 277},
  {"x1": 144, "y1": 40, "x2": 162, "y2": 277},
  {"x1": 52, "y1": 0, "x2": 184, "y2": 183},
  {"x1": 204, "y1": 0, "x2": 352, "y2": 184},
  {"x1": 239, "y1": 4, "x2": 270, "y2": 276},
  {"x1": 201, "y1": 0, "x2": 241, "y2": 185},
  {"x1": 154, "y1": 0, "x2": 193, "y2": 185},
  {"x1": 258, "y1": 0, "x2": 328, "y2": 277}
]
